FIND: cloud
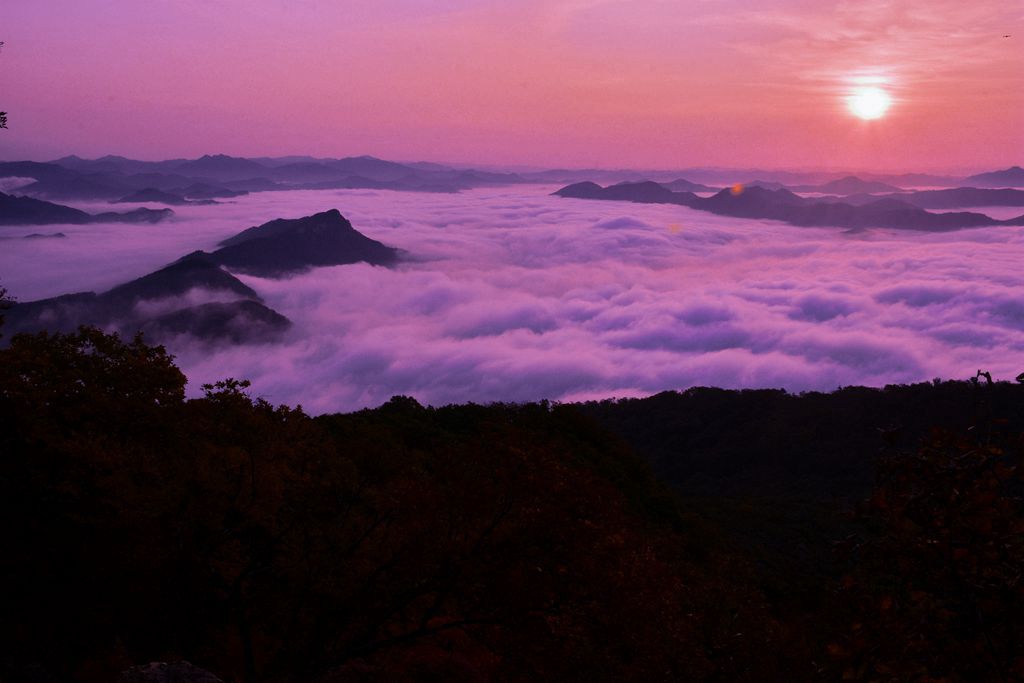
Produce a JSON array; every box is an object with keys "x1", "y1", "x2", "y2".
[
  {"x1": 719, "y1": 0, "x2": 1023, "y2": 101},
  {"x1": 875, "y1": 285, "x2": 958, "y2": 307},
  {"x1": 788, "y1": 294, "x2": 857, "y2": 322},
  {"x1": 3, "y1": 185, "x2": 1024, "y2": 413},
  {"x1": 0, "y1": 177, "x2": 38, "y2": 192}
]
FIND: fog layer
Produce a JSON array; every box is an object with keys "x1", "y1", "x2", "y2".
[{"x1": 2, "y1": 186, "x2": 1022, "y2": 412}]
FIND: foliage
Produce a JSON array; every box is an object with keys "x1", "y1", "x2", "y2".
[
  {"x1": 0, "y1": 328, "x2": 792, "y2": 682},
  {"x1": 580, "y1": 382, "x2": 1024, "y2": 499},
  {"x1": 0, "y1": 284, "x2": 12, "y2": 330},
  {"x1": 829, "y1": 421, "x2": 1024, "y2": 682},
  {"x1": 2, "y1": 327, "x2": 1022, "y2": 681}
]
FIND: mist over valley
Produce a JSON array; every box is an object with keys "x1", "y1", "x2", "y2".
[{"x1": 4, "y1": 165, "x2": 1024, "y2": 412}]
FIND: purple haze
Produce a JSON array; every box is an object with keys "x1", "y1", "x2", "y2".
[{"x1": 2, "y1": 186, "x2": 1022, "y2": 413}]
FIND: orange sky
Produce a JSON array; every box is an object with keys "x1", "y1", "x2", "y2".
[{"x1": 1, "y1": 0, "x2": 1021, "y2": 171}]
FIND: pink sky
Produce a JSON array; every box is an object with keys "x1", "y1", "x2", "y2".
[{"x1": 1, "y1": 0, "x2": 1021, "y2": 171}]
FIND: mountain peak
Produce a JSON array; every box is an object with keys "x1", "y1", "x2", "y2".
[{"x1": 211, "y1": 209, "x2": 399, "y2": 276}]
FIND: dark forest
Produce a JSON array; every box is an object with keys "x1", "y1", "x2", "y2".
[{"x1": 2, "y1": 319, "x2": 1022, "y2": 681}]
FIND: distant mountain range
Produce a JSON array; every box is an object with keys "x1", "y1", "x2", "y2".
[
  {"x1": 0, "y1": 191, "x2": 173, "y2": 225},
  {"x1": 746, "y1": 176, "x2": 904, "y2": 195},
  {"x1": 4, "y1": 210, "x2": 400, "y2": 343},
  {"x1": 555, "y1": 181, "x2": 1024, "y2": 231},
  {"x1": 113, "y1": 187, "x2": 217, "y2": 206},
  {"x1": 0, "y1": 154, "x2": 529, "y2": 204},
  {"x1": 0, "y1": 154, "x2": 1020, "y2": 212},
  {"x1": 661, "y1": 178, "x2": 720, "y2": 193},
  {"x1": 963, "y1": 166, "x2": 1024, "y2": 188},
  {"x1": 821, "y1": 187, "x2": 1024, "y2": 210}
]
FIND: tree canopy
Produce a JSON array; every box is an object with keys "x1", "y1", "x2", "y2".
[{"x1": 1, "y1": 327, "x2": 1022, "y2": 681}]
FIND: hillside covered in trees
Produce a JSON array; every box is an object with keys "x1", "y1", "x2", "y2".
[{"x1": 1, "y1": 323, "x2": 1022, "y2": 681}]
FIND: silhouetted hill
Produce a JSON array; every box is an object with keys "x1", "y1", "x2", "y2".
[
  {"x1": 212, "y1": 209, "x2": 400, "y2": 276},
  {"x1": 140, "y1": 300, "x2": 291, "y2": 343},
  {"x1": 0, "y1": 161, "x2": 126, "y2": 199},
  {"x1": 3, "y1": 252, "x2": 282, "y2": 343},
  {"x1": 663, "y1": 178, "x2": 719, "y2": 193},
  {"x1": 5, "y1": 154, "x2": 527, "y2": 200},
  {"x1": 1, "y1": 208, "x2": 404, "y2": 340},
  {"x1": 21, "y1": 232, "x2": 67, "y2": 239},
  {"x1": 865, "y1": 187, "x2": 1024, "y2": 209},
  {"x1": 272, "y1": 165, "x2": 519, "y2": 193},
  {"x1": 21, "y1": 175, "x2": 126, "y2": 199},
  {"x1": 702, "y1": 185, "x2": 804, "y2": 212},
  {"x1": 115, "y1": 172, "x2": 202, "y2": 192},
  {"x1": 266, "y1": 162, "x2": 348, "y2": 183},
  {"x1": 0, "y1": 192, "x2": 91, "y2": 224},
  {"x1": 48, "y1": 155, "x2": 186, "y2": 175},
  {"x1": 802, "y1": 176, "x2": 902, "y2": 194},
  {"x1": 103, "y1": 252, "x2": 260, "y2": 306},
  {"x1": 555, "y1": 180, "x2": 683, "y2": 203},
  {"x1": 90, "y1": 207, "x2": 175, "y2": 224},
  {"x1": 450, "y1": 168, "x2": 524, "y2": 185},
  {"x1": 113, "y1": 188, "x2": 217, "y2": 206},
  {"x1": 219, "y1": 177, "x2": 284, "y2": 193},
  {"x1": 607, "y1": 180, "x2": 690, "y2": 202},
  {"x1": 706, "y1": 187, "x2": 999, "y2": 230},
  {"x1": 297, "y1": 175, "x2": 393, "y2": 191},
  {"x1": 551, "y1": 181, "x2": 603, "y2": 197},
  {"x1": 48, "y1": 155, "x2": 124, "y2": 175},
  {"x1": 867, "y1": 171, "x2": 960, "y2": 187},
  {"x1": 743, "y1": 179, "x2": 787, "y2": 190},
  {"x1": 747, "y1": 177, "x2": 902, "y2": 194},
  {"x1": 578, "y1": 382, "x2": 1024, "y2": 499},
  {"x1": 325, "y1": 155, "x2": 419, "y2": 181},
  {"x1": 0, "y1": 161, "x2": 88, "y2": 184},
  {"x1": 964, "y1": 165, "x2": 1024, "y2": 187},
  {"x1": 172, "y1": 154, "x2": 269, "y2": 181},
  {"x1": 3, "y1": 160, "x2": 225, "y2": 201},
  {"x1": 554, "y1": 180, "x2": 1018, "y2": 231},
  {"x1": 174, "y1": 183, "x2": 248, "y2": 199},
  {"x1": 811, "y1": 187, "x2": 1024, "y2": 213},
  {"x1": 3, "y1": 292, "x2": 103, "y2": 335},
  {"x1": 0, "y1": 192, "x2": 173, "y2": 225}
]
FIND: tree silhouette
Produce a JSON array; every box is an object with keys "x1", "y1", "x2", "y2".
[
  {"x1": 1, "y1": 40, "x2": 7, "y2": 128},
  {"x1": 830, "y1": 420, "x2": 1024, "y2": 681},
  {"x1": 0, "y1": 327, "x2": 796, "y2": 681},
  {"x1": 4, "y1": 326, "x2": 1024, "y2": 680},
  {"x1": 0, "y1": 285, "x2": 11, "y2": 328}
]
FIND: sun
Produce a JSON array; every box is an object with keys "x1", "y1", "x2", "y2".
[{"x1": 847, "y1": 86, "x2": 891, "y2": 120}]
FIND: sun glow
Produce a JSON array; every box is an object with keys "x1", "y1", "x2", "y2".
[{"x1": 847, "y1": 86, "x2": 892, "y2": 120}]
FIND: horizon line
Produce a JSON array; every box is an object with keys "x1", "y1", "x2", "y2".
[{"x1": 1, "y1": 150, "x2": 1015, "y2": 178}]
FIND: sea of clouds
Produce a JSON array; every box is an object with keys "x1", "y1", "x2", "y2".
[{"x1": 2, "y1": 185, "x2": 1023, "y2": 413}]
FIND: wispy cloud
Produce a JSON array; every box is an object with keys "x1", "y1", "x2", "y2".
[{"x1": 715, "y1": 0, "x2": 1023, "y2": 99}]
